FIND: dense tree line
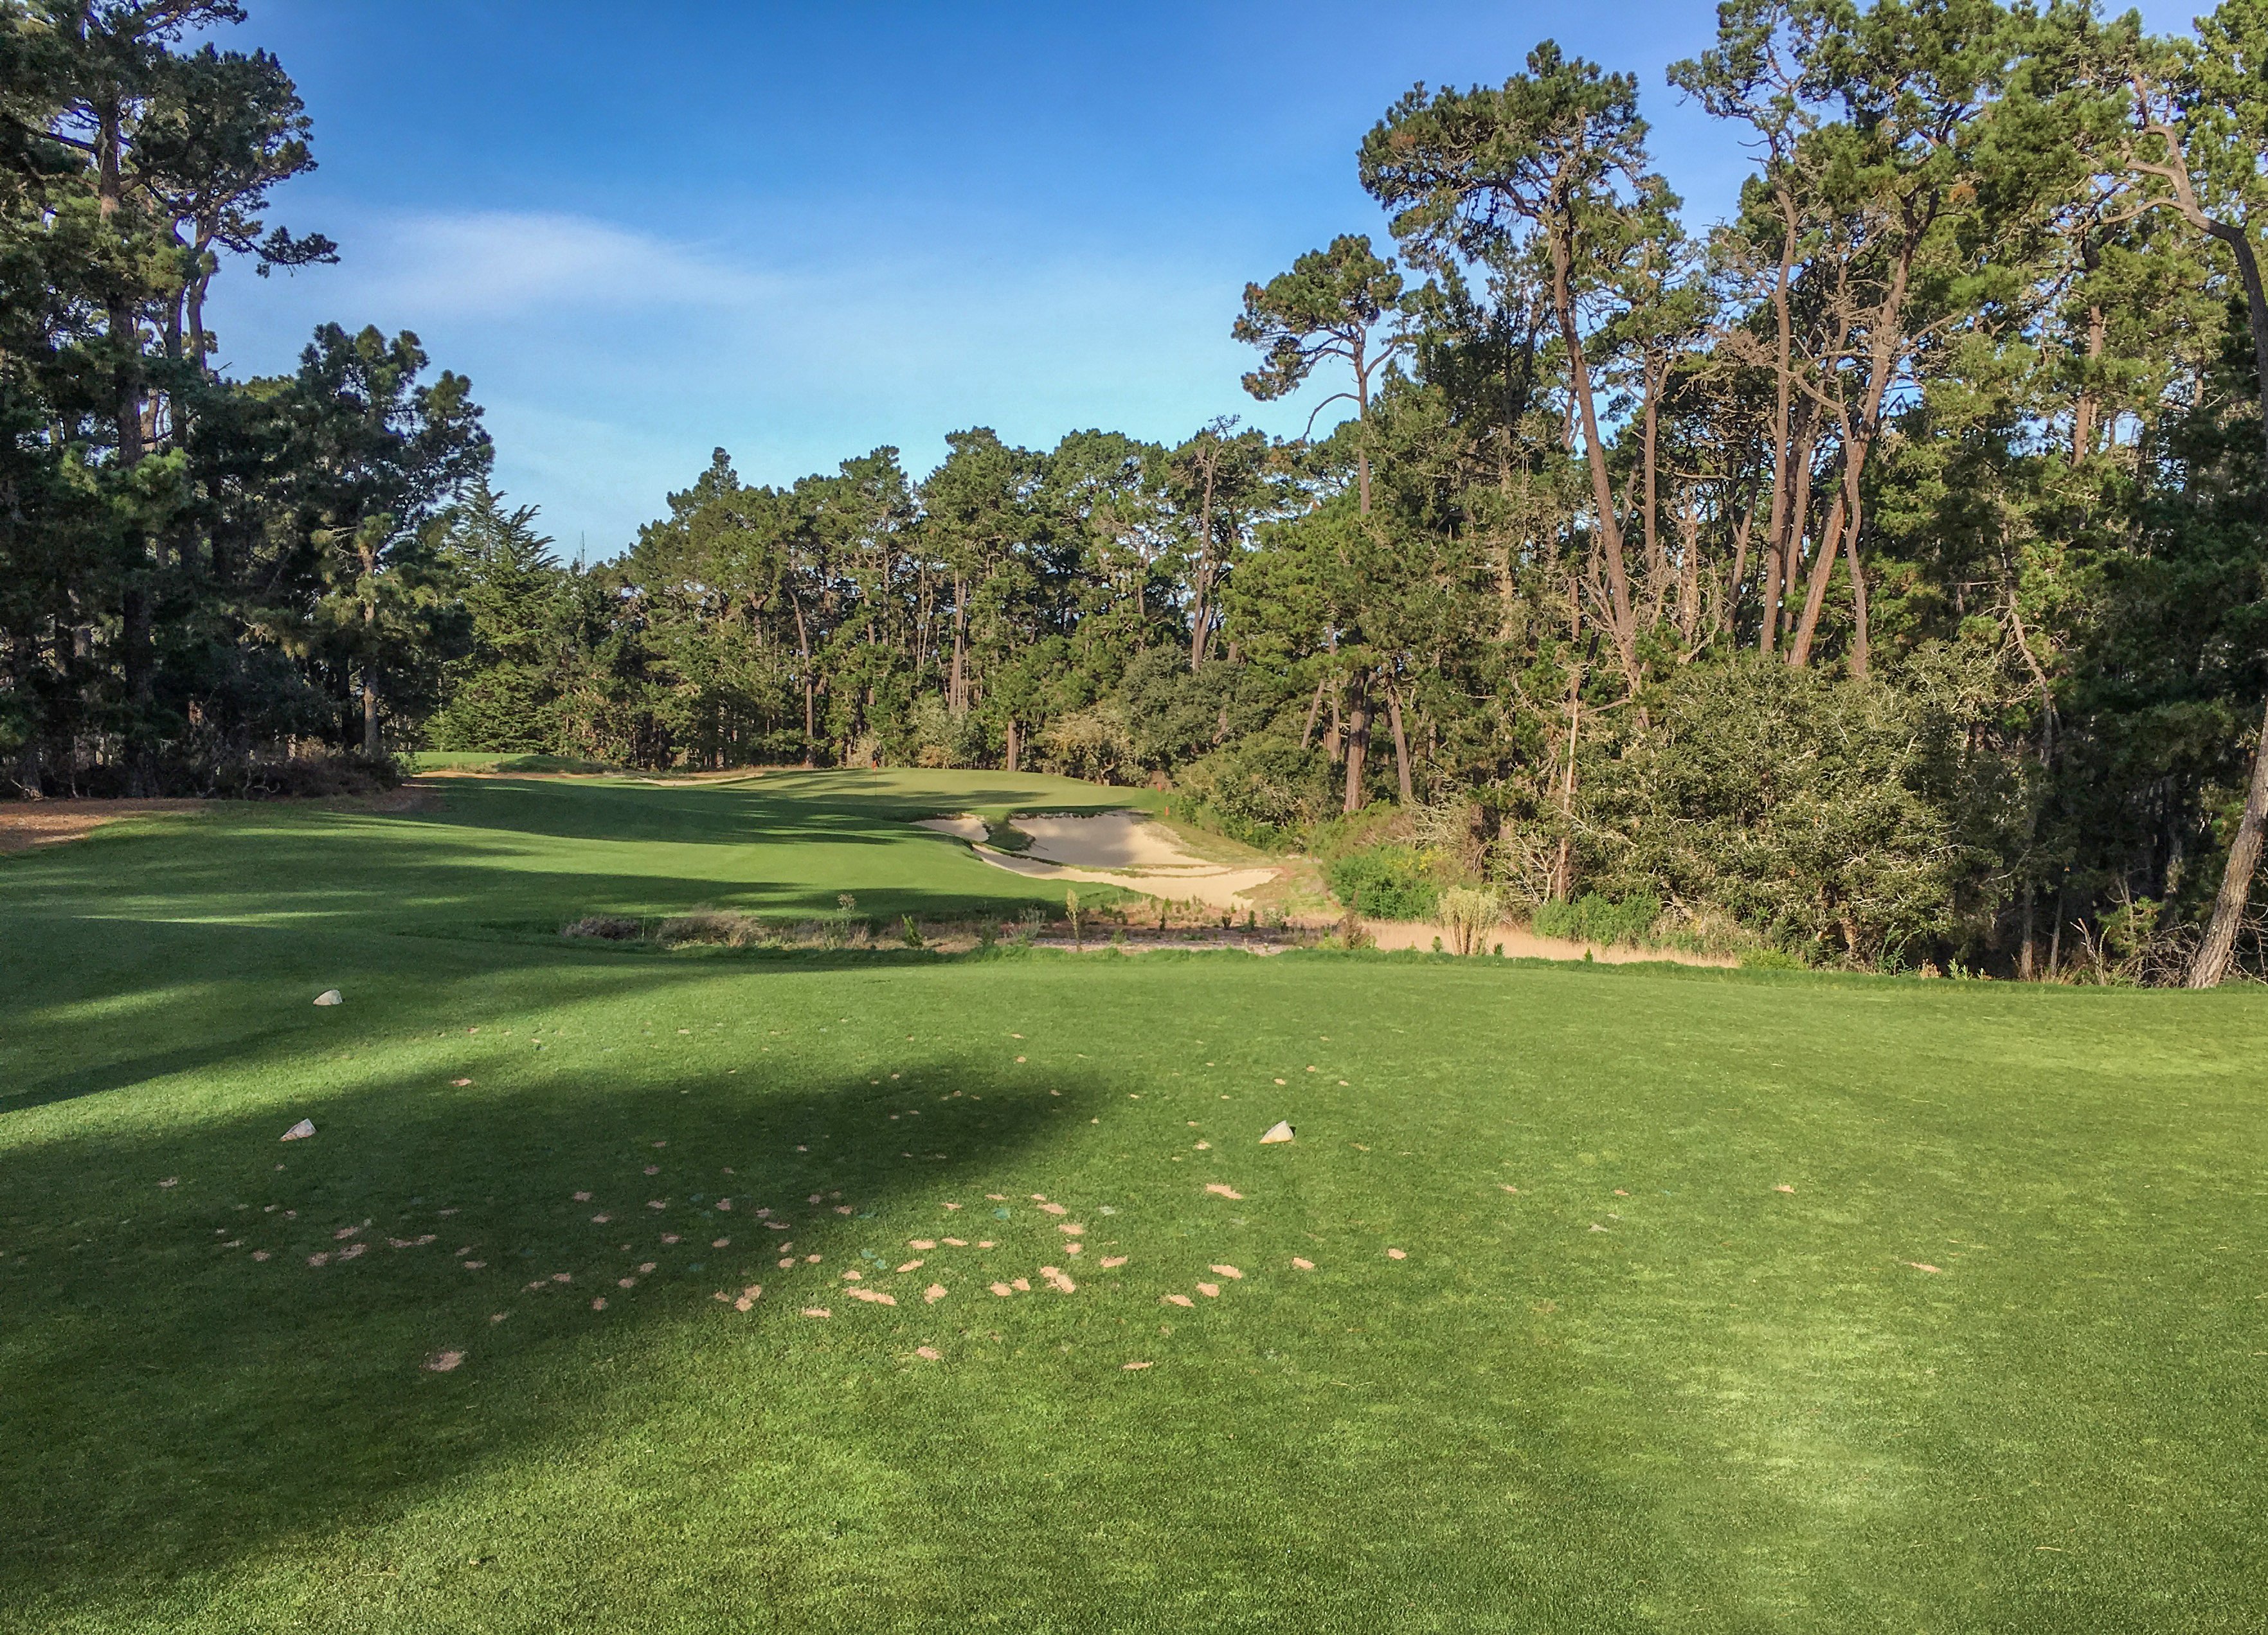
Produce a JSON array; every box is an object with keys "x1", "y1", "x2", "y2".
[
  {"x1": 12, "y1": 1, "x2": 2268, "y2": 982},
  {"x1": 0, "y1": 1, "x2": 489, "y2": 797}
]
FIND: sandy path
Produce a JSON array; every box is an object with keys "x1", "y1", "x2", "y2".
[{"x1": 917, "y1": 810, "x2": 1281, "y2": 909}]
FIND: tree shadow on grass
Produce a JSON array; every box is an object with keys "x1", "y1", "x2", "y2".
[
  {"x1": 402, "y1": 773, "x2": 1142, "y2": 848},
  {"x1": 0, "y1": 1010, "x2": 1113, "y2": 1625},
  {"x1": 0, "y1": 896, "x2": 1128, "y2": 1134},
  {"x1": 0, "y1": 801, "x2": 1119, "y2": 939},
  {"x1": 0, "y1": 912, "x2": 770, "y2": 1120}
]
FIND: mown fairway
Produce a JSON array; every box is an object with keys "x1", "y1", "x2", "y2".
[{"x1": 2, "y1": 773, "x2": 2262, "y2": 1634}]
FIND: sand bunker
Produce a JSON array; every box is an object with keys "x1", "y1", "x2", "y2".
[
  {"x1": 1014, "y1": 812, "x2": 1229, "y2": 875},
  {"x1": 919, "y1": 810, "x2": 1279, "y2": 909},
  {"x1": 917, "y1": 815, "x2": 989, "y2": 845}
]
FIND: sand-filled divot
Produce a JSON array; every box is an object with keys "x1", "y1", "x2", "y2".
[{"x1": 917, "y1": 809, "x2": 1279, "y2": 909}]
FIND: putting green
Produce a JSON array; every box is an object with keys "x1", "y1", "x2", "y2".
[{"x1": 1, "y1": 773, "x2": 2261, "y2": 1632}]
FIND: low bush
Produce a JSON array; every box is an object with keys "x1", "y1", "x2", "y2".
[
  {"x1": 203, "y1": 750, "x2": 404, "y2": 800},
  {"x1": 1740, "y1": 947, "x2": 1810, "y2": 970},
  {"x1": 1436, "y1": 886, "x2": 1504, "y2": 956},
  {"x1": 1326, "y1": 844, "x2": 1440, "y2": 920},
  {"x1": 1531, "y1": 893, "x2": 1662, "y2": 949}
]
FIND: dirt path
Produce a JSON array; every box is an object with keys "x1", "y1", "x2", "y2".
[
  {"x1": 918, "y1": 810, "x2": 1281, "y2": 910},
  {"x1": 0, "y1": 799, "x2": 208, "y2": 855},
  {"x1": 0, "y1": 785, "x2": 440, "y2": 857}
]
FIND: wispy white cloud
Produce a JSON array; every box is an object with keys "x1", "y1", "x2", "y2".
[
  {"x1": 329, "y1": 210, "x2": 776, "y2": 319},
  {"x1": 209, "y1": 206, "x2": 1349, "y2": 551}
]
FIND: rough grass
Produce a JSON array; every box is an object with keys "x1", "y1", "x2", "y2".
[{"x1": 2, "y1": 771, "x2": 2263, "y2": 1633}]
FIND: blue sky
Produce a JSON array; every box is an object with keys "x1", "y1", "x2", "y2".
[{"x1": 203, "y1": 0, "x2": 2200, "y2": 559}]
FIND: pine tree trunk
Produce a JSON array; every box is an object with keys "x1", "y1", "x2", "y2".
[
  {"x1": 9, "y1": 735, "x2": 40, "y2": 799},
  {"x1": 1386, "y1": 688, "x2": 1414, "y2": 805},
  {"x1": 1342, "y1": 677, "x2": 1370, "y2": 814},
  {"x1": 1299, "y1": 675, "x2": 1329, "y2": 752},
  {"x1": 949, "y1": 577, "x2": 966, "y2": 716},
  {"x1": 2188, "y1": 224, "x2": 2268, "y2": 987},
  {"x1": 2188, "y1": 693, "x2": 2268, "y2": 987},
  {"x1": 1553, "y1": 675, "x2": 1582, "y2": 901}
]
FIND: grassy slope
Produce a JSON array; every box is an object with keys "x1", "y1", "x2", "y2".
[{"x1": 1, "y1": 773, "x2": 2262, "y2": 1634}]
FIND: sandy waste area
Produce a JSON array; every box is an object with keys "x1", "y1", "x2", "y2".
[{"x1": 917, "y1": 809, "x2": 1736, "y2": 967}]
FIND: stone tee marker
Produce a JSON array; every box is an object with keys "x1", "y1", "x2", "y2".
[{"x1": 312, "y1": 990, "x2": 343, "y2": 1006}]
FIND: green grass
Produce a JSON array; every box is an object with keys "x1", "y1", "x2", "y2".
[
  {"x1": 1, "y1": 770, "x2": 1149, "y2": 942},
  {"x1": 2, "y1": 772, "x2": 2262, "y2": 1632},
  {"x1": 401, "y1": 751, "x2": 618, "y2": 774}
]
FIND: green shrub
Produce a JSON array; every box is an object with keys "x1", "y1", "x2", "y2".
[
  {"x1": 910, "y1": 696, "x2": 988, "y2": 769},
  {"x1": 1305, "y1": 801, "x2": 1403, "y2": 863},
  {"x1": 1531, "y1": 893, "x2": 1662, "y2": 948},
  {"x1": 1174, "y1": 734, "x2": 1335, "y2": 843},
  {"x1": 1578, "y1": 654, "x2": 2013, "y2": 967},
  {"x1": 1164, "y1": 795, "x2": 1288, "y2": 852},
  {"x1": 1741, "y1": 948, "x2": 1809, "y2": 970},
  {"x1": 1326, "y1": 845, "x2": 1439, "y2": 920},
  {"x1": 1036, "y1": 701, "x2": 1136, "y2": 783}
]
